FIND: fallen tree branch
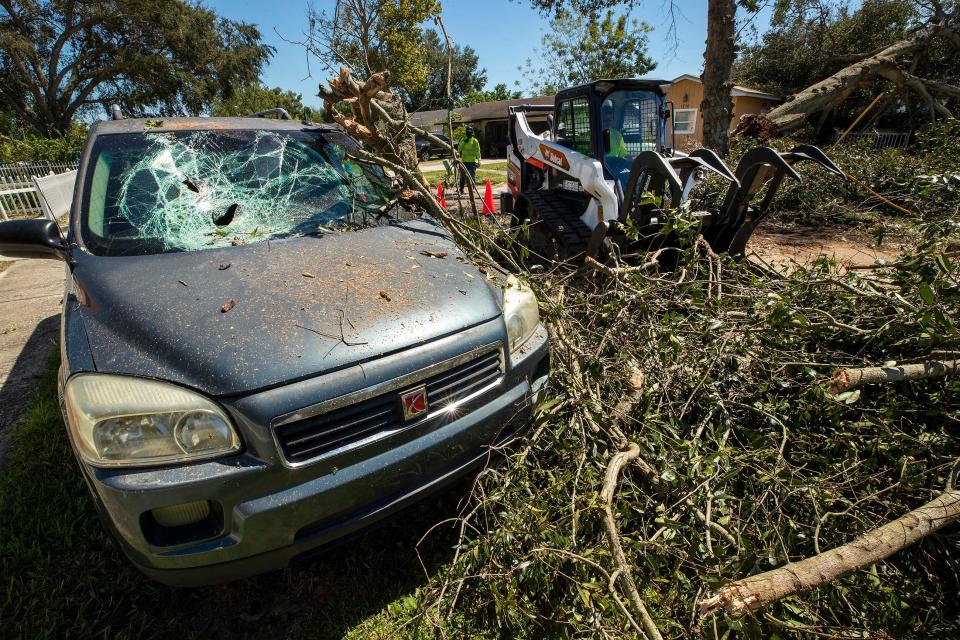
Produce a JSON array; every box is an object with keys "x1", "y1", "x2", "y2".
[
  {"x1": 601, "y1": 444, "x2": 664, "y2": 640},
  {"x1": 828, "y1": 359, "x2": 960, "y2": 394},
  {"x1": 700, "y1": 488, "x2": 960, "y2": 618},
  {"x1": 766, "y1": 19, "x2": 960, "y2": 133}
]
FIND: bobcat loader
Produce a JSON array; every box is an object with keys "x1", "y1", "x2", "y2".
[{"x1": 502, "y1": 78, "x2": 843, "y2": 261}]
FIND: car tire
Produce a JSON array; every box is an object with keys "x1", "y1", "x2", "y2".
[{"x1": 420, "y1": 148, "x2": 430, "y2": 161}]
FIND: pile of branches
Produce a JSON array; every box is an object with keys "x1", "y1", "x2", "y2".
[
  {"x1": 319, "y1": 68, "x2": 960, "y2": 639},
  {"x1": 399, "y1": 221, "x2": 960, "y2": 638}
]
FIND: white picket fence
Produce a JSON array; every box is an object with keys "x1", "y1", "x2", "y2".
[{"x1": 0, "y1": 161, "x2": 79, "y2": 220}]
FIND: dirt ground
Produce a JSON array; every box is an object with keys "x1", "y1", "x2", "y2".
[
  {"x1": 748, "y1": 223, "x2": 902, "y2": 270},
  {"x1": 446, "y1": 198, "x2": 902, "y2": 270}
]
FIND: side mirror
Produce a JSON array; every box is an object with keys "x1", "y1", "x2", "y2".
[{"x1": 0, "y1": 219, "x2": 69, "y2": 261}]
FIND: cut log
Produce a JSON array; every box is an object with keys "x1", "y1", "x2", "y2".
[
  {"x1": 828, "y1": 359, "x2": 960, "y2": 394},
  {"x1": 700, "y1": 489, "x2": 960, "y2": 618}
]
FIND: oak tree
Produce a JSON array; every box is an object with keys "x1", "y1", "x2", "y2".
[{"x1": 0, "y1": 0, "x2": 273, "y2": 135}]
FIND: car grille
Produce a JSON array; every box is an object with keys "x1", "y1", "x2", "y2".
[{"x1": 275, "y1": 348, "x2": 503, "y2": 464}]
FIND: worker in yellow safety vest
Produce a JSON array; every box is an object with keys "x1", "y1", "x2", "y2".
[
  {"x1": 457, "y1": 126, "x2": 481, "y2": 193},
  {"x1": 601, "y1": 101, "x2": 628, "y2": 158}
]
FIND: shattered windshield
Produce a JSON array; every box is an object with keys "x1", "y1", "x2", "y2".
[{"x1": 79, "y1": 128, "x2": 397, "y2": 256}]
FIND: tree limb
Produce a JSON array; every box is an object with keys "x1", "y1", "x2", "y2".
[
  {"x1": 601, "y1": 444, "x2": 664, "y2": 640},
  {"x1": 700, "y1": 489, "x2": 960, "y2": 618},
  {"x1": 828, "y1": 359, "x2": 960, "y2": 394}
]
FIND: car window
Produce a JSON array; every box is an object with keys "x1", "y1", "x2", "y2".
[{"x1": 79, "y1": 129, "x2": 400, "y2": 256}]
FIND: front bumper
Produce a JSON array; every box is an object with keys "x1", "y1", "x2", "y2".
[{"x1": 74, "y1": 319, "x2": 549, "y2": 587}]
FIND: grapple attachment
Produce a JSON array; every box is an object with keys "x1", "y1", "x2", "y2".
[
  {"x1": 615, "y1": 150, "x2": 739, "y2": 250},
  {"x1": 700, "y1": 144, "x2": 843, "y2": 256}
]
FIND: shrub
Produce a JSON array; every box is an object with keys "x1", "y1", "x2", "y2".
[
  {"x1": 707, "y1": 119, "x2": 960, "y2": 228},
  {"x1": 0, "y1": 125, "x2": 87, "y2": 164}
]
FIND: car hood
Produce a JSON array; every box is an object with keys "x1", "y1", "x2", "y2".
[{"x1": 72, "y1": 219, "x2": 503, "y2": 396}]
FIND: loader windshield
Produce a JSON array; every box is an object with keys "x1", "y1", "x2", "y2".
[{"x1": 600, "y1": 91, "x2": 662, "y2": 185}]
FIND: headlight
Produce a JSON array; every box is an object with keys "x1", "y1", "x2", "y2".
[
  {"x1": 503, "y1": 275, "x2": 540, "y2": 353},
  {"x1": 64, "y1": 374, "x2": 240, "y2": 467}
]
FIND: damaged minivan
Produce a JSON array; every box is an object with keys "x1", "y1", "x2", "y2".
[{"x1": 0, "y1": 117, "x2": 549, "y2": 586}]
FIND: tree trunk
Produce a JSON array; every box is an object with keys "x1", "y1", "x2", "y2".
[
  {"x1": 701, "y1": 0, "x2": 737, "y2": 155},
  {"x1": 700, "y1": 489, "x2": 960, "y2": 618}
]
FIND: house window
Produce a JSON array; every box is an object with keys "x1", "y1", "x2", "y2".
[{"x1": 673, "y1": 108, "x2": 697, "y2": 135}]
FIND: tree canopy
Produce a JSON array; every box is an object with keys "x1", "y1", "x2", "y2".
[
  {"x1": 736, "y1": 0, "x2": 920, "y2": 97},
  {"x1": 404, "y1": 29, "x2": 486, "y2": 112},
  {"x1": 520, "y1": 10, "x2": 655, "y2": 95},
  {"x1": 307, "y1": 1, "x2": 441, "y2": 97},
  {"x1": 0, "y1": 0, "x2": 274, "y2": 135},
  {"x1": 458, "y1": 83, "x2": 523, "y2": 107},
  {"x1": 211, "y1": 84, "x2": 321, "y2": 122}
]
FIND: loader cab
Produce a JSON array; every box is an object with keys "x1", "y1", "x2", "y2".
[{"x1": 552, "y1": 79, "x2": 669, "y2": 187}]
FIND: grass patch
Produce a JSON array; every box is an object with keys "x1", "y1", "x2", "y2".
[
  {"x1": 423, "y1": 169, "x2": 507, "y2": 188},
  {"x1": 0, "y1": 351, "x2": 474, "y2": 639}
]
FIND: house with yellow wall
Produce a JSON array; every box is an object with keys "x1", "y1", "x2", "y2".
[{"x1": 665, "y1": 74, "x2": 783, "y2": 148}]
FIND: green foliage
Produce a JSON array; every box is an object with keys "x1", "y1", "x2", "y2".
[
  {"x1": 520, "y1": 10, "x2": 656, "y2": 95},
  {"x1": 735, "y1": 0, "x2": 921, "y2": 97},
  {"x1": 458, "y1": 83, "x2": 523, "y2": 107},
  {"x1": 0, "y1": 125, "x2": 86, "y2": 163},
  {"x1": 363, "y1": 218, "x2": 960, "y2": 638},
  {"x1": 404, "y1": 30, "x2": 487, "y2": 111},
  {"x1": 723, "y1": 119, "x2": 960, "y2": 227},
  {"x1": 0, "y1": 0, "x2": 273, "y2": 135},
  {"x1": 212, "y1": 84, "x2": 321, "y2": 121},
  {"x1": 313, "y1": 0, "x2": 442, "y2": 100}
]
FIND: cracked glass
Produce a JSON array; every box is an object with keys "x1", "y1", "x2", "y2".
[{"x1": 79, "y1": 128, "x2": 395, "y2": 256}]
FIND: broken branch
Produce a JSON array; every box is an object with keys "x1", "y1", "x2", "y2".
[
  {"x1": 828, "y1": 359, "x2": 960, "y2": 394},
  {"x1": 601, "y1": 444, "x2": 664, "y2": 640},
  {"x1": 700, "y1": 489, "x2": 960, "y2": 618}
]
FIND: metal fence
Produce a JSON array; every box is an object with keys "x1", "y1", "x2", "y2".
[
  {"x1": 0, "y1": 161, "x2": 79, "y2": 219},
  {"x1": 834, "y1": 131, "x2": 910, "y2": 150}
]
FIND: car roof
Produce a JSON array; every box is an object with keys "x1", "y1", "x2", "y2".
[{"x1": 91, "y1": 116, "x2": 342, "y2": 136}]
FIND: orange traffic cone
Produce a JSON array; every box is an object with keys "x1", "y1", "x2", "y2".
[
  {"x1": 482, "y1": 179, "x2": 495, "y2": 215},
  {"x1": 437, "y1": 182, "x2": 446, "y2": 210}
]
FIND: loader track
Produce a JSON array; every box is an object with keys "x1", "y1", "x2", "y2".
[{"x1": 522, "y1": 190, "x2": 593, "y2": 261}]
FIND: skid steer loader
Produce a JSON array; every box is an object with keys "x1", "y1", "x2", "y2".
[{"x1": 502, "y1": 78, "x2": 843, "y2": 262}]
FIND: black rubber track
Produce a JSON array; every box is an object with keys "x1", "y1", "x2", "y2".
[{"x1": 522, "y1": 190, "x2": 593, "y2": 261}]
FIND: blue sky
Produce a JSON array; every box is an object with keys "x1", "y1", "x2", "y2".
[{"x1": 206, "y1": 0, "x2": 778, "y2": 108}]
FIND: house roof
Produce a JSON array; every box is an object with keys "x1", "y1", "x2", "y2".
[
  {"x1": 461, "y1": 95, "x2": 554, "y2": 121},
  {"x1": 407, "y1": 94, "x2": 555, "y2": 128},
  {"x1": 668, "y1": 74, "x2": 783, "y2": 102}
]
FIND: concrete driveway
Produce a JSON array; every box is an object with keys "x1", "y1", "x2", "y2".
[{"x1": 0, "y1": 258, "x2": 65, "y2": 463}]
